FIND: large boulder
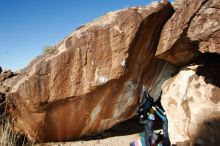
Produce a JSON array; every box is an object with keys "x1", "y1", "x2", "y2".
[
  {"x1": 155, "y1": 0, "x2": 220, "y2": 65},
  {"x1": 161, "y1": 55, "x2": 220, "y2": 145},
  {"x1": 7, "y1": 2, "x2": 174, "y2": 142}
]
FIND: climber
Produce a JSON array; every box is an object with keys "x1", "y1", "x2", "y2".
[{"x1": 138, "y1": 90, "x2": 170, "y2": 146}]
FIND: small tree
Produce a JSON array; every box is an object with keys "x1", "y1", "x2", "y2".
[{"x1": 43, "y1": 45, "x2": 54, "y2": 54}]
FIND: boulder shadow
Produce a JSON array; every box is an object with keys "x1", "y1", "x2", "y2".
[
  {"x1": 192, "y1": 118, "x2": 220, "y2": 146},
  {"x1": 80, "y1": 116, "x2": 142, "y2": 141},
  {"x1": 81, "y1": 115, "x2": 163, "y2": 141},
  {"x1": 194, "y1": 53, "x2": 220, "y2": 88}
]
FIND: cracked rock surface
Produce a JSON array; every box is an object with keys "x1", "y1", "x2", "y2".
[
  {"x1": 161, "y1": 62, "x2": 220, "y2": 145},
  {"x1": 4, "y1": 0, "x2": 220, "y2": 145},
  {"x1": 7, "y1": 1, "x2": 174, "y2": 142},
  {"x1": 156, "y1": 0, "x2": 220, "y2": 65}
]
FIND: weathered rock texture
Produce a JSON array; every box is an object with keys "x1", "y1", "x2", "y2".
[
  {"x1": 0, "y1": 70, "x2": 14, "y2": 82},
  {"x1": 7, "y1": 2, "x2": 174, "y2": 142},
  {"x1": 0, "y1": 70, "x2": 17, "y2": 120},
  {"x1": 0, "y1": 70, "x2": 17, "y2": 96},
  {"x1": 157, "y1": 0, "x2": 220, "y2": 144},
  {"x1": 161, "y1": 56, "x2": 220, "y2": 145},
  {"x1": 156, "y1": 0, "x2": 220, "y2": 65}
]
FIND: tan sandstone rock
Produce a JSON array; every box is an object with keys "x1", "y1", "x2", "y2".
[
  {"x1": 0, "y1": 69, "x2": 17, "y2": 119},
  {"x1": 188, "y1": 0, "x2": 220, "y2": 54},
  {"x1": 0, "y1": 70, "x2": 14, "y2": 82},
  {"x1": 7, "y1": 2, "x2": 174, "y2": 142},
  {"x1": 161, "y1": 60, "x2": 220, "y2": 145},
  {"x1": 0, "y1": 70, "x2": 18, "y2": 97},
  {"x1": 156, "y1": 0, "x2": 220, "y2": 65}
]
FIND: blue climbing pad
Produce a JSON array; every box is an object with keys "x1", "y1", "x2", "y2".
[
  {"x1": 129, "y1": 132, "x2": 146, "y2": 146},
  {"x1": 129, "y1": 138, "x2": 145, "y2": 146}
]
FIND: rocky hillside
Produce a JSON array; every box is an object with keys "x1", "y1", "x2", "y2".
[{"x1": 1, "y1": 0, "x2": 219, "y2": 145}]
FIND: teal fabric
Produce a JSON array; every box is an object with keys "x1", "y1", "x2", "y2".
[
  {"x1": 139, "y1": 132, "x2": 146, "y2": 146},
  {"x1": 130, "y1": 134, "x2": 146, "y2": 146},
  {"x1": 155, "y1": 107, "x2": 167, "y2": 122}
]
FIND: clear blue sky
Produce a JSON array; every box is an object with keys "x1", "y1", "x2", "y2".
[{"x1": 0, "y1": 0, "x2": 173, "y2": 71}]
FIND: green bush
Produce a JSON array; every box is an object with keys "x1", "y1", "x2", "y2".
[{"x1": 43, "y1": 45, "x2": 54, "y2": 54}]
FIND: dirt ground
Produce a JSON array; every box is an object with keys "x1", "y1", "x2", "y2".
[{"x1": 40, "y1": 133, "x2": 139, "y2": 146}]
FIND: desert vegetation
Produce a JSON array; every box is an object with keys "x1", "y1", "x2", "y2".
[{"x1": 42, "y1": 45, "x2": 54, "y2": 54}]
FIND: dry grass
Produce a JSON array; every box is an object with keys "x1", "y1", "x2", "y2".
[
  {"x1": 0, "y1": 95, "x2": 34, "y2": 146},
  {"x1": 0, "y1": 119, "x2": 20, "y2": 146},
  {"x1": 0, "y1": 118, "x2": 35, "y2": 146},
  {"x1": 0, "y1": 97, "x2": 37, "y2": 146}
]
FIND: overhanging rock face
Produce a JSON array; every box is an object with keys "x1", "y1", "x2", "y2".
[
  {"x1": 7, "y1": 2, "x2": 174, "y2": 142},
  {"x1": 156, "y1": 0, "x2": 220, "y2": 65}
]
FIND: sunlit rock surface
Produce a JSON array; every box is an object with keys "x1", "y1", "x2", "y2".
[
  {"x1": 161, "y1": 58, "x2": 220, "y2": 145},
  {"x1": 7, "y1": 1, "x2": 174, "y2": 142},
  {"x1": 156, "y1": 0, "x2": 220, "y2": 65}
]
